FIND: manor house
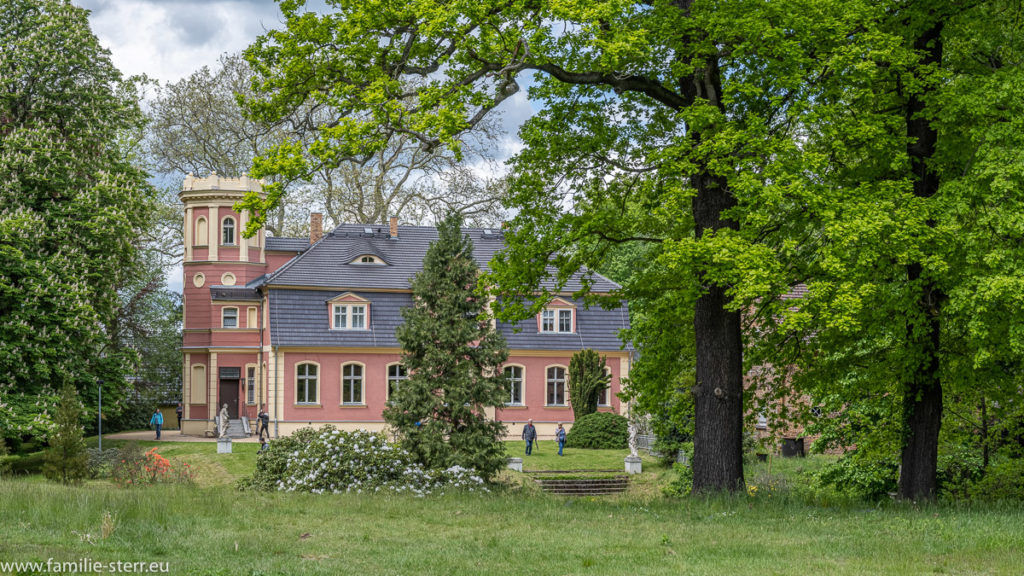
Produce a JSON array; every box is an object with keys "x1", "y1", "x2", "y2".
[{"x1": 179, "y1": 174, "x2": 632, "y2": 438}]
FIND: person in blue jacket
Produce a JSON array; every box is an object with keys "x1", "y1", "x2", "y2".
[
  {"x1": 150, "y1": 408, "x2": 164, "y2": 440},
  {"x1": 556, "y1": 423, "x2": 567, "y2": 456}
]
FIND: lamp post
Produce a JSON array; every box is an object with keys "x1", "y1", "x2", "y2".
[{"x1": 97, "y1": 379, "x2": 103, "y2": 452}]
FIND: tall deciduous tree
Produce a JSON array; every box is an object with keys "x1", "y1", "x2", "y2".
[
  {"x1": 0, "y1": 0, "x2": 155, "y2": 443},
  {"x1": 384, "y1": 214, "x2": 509, "y2": 478},
  {"x1": 751, "y1": 0, "x2": 1024, "y2": 500},
  {"x1": 240, "y1": 0, "x2": 852, "y2": 492}
]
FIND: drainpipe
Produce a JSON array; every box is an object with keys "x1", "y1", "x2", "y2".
[{"x1": 273, "y1": 344, "x2": 280, "y2": 438}]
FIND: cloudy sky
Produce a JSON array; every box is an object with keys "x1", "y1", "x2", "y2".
[
  {"x1": 79, "y1": 0, "x2": 534, "y2": 144},
  {"x1": 78, "y1": 0, "x2": 535, "y2": 293}
]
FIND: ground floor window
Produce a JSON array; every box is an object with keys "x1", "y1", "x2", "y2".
[
  {"x1": 504, "y1": 366, "x2": 523, "y2": 405},
  {"x1": 546, "y1": 366, "x2": 566, "y2": 406},
  {"x1": 387, "y1": 364, "x2": 407, "y2": 399},
  {"x1": 342, "y1": 363, "x2": 364, "y2": 404},
  {"x1": 296, "y1": 363, "x2": 318, "y2": 404}
]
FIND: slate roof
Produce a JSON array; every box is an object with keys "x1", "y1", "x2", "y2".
[
  {"x1": 264, "y1": 224, "x2": 621, "y2": 293},
  {"x1": 265, "y1": 236, "x2": 310, "y2": 252},
  {"x1": 210, "y1": 286, "x2": 260, "y2": 301},
  {"x1": 268, "y1": 289, "x2": 631, "y2": 351}
]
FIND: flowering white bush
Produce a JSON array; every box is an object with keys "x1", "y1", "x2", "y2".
[{"x1": 241, "y1": 426, "x2": 487, "y2": 496}]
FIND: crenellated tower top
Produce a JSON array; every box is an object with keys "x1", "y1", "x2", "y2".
[{"x1": 182, "y1": 171, "x2": 263, "y2": 193}]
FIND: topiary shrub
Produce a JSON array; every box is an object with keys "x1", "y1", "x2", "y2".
[
  {"x1": 238, "y1": 426, "x2": 488, "y2": 495},
  {"x1": 565, "y1": 412, "x2": 628, "y2": 449},
  {"x1": 43, "y1": 385, "x2": 89, "y2": 485}
]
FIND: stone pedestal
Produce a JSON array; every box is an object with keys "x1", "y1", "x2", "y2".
[
  {"x1": 217, "y1": 438, "x2": 233, "y2": 454},
  {"x1": 507, "y1": 457, "x2": 523, "y2": 472},
  {"x1": 624, "y1": 455, "x2": 642, "y2": 475}
]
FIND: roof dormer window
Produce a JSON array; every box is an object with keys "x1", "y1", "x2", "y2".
[
  {"x1": 350, "y1": 254, "x2": 386, "y2": 265},
  {"x1": 328, "y1": 292, "x2": 370, "y2": 330},
  {"x1": 538, "y1": 297, "x2": 576, "y2": 334}
]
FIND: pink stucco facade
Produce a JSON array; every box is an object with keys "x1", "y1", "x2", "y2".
[{"x1": 179, "y1": 175, "x2": 630, "y2": 439}]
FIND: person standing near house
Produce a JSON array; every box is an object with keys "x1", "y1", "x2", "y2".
[
  {"x1": 150, "y1": 408, "x2": 164, "y2": 440},
  {"x1": 555, "y1": 423, "x2": 566, "y2": 456},
  {"x1": 175, "y1": 402, "x2": 183, "y2": 431},
  {"x1": 257, "y1": 405, "x2": 270, "y2": 440},
  {"x1": 522, "y1": 419, "x2": 537, "y2": 455}
]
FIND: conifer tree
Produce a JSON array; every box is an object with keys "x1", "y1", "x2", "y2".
[
  {"x1": 568, "y1": 349, "x2": 610, "y2": 420},
  {"x1": 43, "y1": 385, "x2": 89, "y2": 485},
  {"x1": 385, "y1": 214, "x2": 509, "y2": 479}
]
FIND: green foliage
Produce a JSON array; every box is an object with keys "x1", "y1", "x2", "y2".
[
  {"x1": 111, "y1": 446, "x2": 193, "y2": 488},
  {"x1": 969, "y1": 458, "x2": 1024, "y2": 502},
  {"x1": 567, "y1": 349, "x2": 610, "y2": 420},
  {"x1": 384, "y1": 214, "x2": 508, "y2": 479},
  {"x1": 662, "y1": 463, "x2": 694, "y2": 498},
  {"x1": 0, "y1": 0, "x2": 156, "y2": 444},
  {"x1": 0, "y1": 437, "x2": 9, "y2": 476},
  {"x1": 814, "y1": 454, "x2": 898, "y2": 503},
  {"x1": 937, "y1": 446, "x2": 986, "y2": 501},
  {"x1": 42, "y1": 385, "x2": 88, "y2": 485},
  {"x1": 565, "y1": 412, "x2": 628, "y2": 450}
]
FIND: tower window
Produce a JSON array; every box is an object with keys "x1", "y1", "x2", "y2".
[{"x1": 222, "y1": 217, "x2": 236, "y2": 245}]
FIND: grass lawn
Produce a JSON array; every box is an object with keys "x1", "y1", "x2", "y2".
[
  {"x1": 503, "y1": 440, "x2": 653, "y2": 472},
  {"x1": 1, "y1": 441, "x2": 1022, "y2": 575}
]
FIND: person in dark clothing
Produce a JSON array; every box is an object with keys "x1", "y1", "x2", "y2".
[
  {"x1": 175, "y1": 402, "x2": 183, "y2": 431},
  {"x1": 257, "y1": 405, "x2": 270, "y2": 440},
  {"x1": 522, "y1": 419, "x2": 537, "y2": 455}
]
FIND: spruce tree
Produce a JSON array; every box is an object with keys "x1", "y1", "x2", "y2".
[
  {"x1": 43, "y1": 385, "x2": 89, "y2": 485},
  {"x1": 385, "y1": 214, "x2": 508, "y2": 479},
  {"x1": 568, "y1": 349, "x2": 611, "y2": 420}
]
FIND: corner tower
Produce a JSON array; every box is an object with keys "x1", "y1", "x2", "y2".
[{"x1": 180, "y1": 173, "x2": 266, "y2": 434}]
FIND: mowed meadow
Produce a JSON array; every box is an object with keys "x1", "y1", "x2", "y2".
[{"x1": 1, "y1": 440, "x2": 1022, "y2": 575}]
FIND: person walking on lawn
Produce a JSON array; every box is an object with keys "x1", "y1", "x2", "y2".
[
  {"x1": 150, "y1": 408, "x2": 164, "y2": 440},
  {"x1": 556, "y1": 423, "x2": 566, "y2": 456},
  {"x1": 522, "y1": 419, "x2": 537, "y2": 455}
]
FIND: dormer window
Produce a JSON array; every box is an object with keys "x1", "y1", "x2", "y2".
[
  {"x1": 350, "y1": 254, "x2": 385, "y2": 265},
  {"x1": 222, "y1": 217, "x2": 236, "y2": 245},
  {"x1": 329, "y1": 292, "x2": 370, "y2": 330},
  {"x1": 538, "y1": 298, "x2": 575, "y2": 333}
]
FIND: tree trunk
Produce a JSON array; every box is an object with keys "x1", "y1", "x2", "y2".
[{"x1": 898, "y1": 16, "x2": 944, "y2": 501}]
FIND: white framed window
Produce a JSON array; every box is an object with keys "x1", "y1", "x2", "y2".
[
  {"x1": 342, "y1": 363, "x2": 364, "y2": 404},
  {"x1": 546, "y1": 366, "x2": 567, "y2": 406},
  {"x1": 599, "y1": 367, "x2": 612, "y2": 407},
  {"x1": 332, "y1": 303, "x2": 368, "y2": 330},
  {"x1": 504, "y1": 365, "x2": 524, "y2": 406},
  {"x1": 351, "y1": 255, "x2": 385, "y2": 265},
  {"x1": 296, "y1": 363, "x2": 318, "y2": 404},
  {"x1": 222, "y1": 307, "x2": 238, "y2": 328},
  {"x1": 387, "y1": 363, "x2": 408, "y2": 399},
  {"x1": 222, "y1": 217, "x2": 236, "y2": 245},
  {"x1": 539, "y1": 306, "x2": 575, "y2": 333},
  {"x1": 246, "y1": 366, "x2": 256, "y2": 405}
]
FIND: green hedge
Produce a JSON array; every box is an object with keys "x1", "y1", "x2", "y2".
[{"x1": 565, "y1": 412, "x2": 628, "y2": 449}]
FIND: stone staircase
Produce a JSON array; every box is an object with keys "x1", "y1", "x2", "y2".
[
  {"x1": 216, "y1": 418, "x2": 248, "y2": 439},
  {"x1": 529, "y1": 470, "x2": 630, "y2": 496}
]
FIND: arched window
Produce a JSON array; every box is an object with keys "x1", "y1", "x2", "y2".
[
  {"x1": 222, "y1": 217, "x2": 236, "y2": 245},
  {"x1": 504, "y1": 365, "x2": 524, "y2": 406},
  {"x1": 342, "y1": 363, "x2": 364, "y2": 404},
  {"x1": 296, "y1": 363, "x2": 318, "y2": 404},
  {"x1": 195, "y1": 217, "x2": 208, "y2": 246},
  {"x1": 387, "y1": 363, "x2": 407, "y2": 400},
  {"x1": 546, "y1": 366, "x2": 567, "y2": 406}
]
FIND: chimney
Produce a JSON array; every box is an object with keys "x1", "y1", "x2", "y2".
[
  {"x1": 389, "y1": 216, "x2": 398, "y2": 238},
  {"x1": 310, "y1": 213, "x2": 323, "y2": 244}
]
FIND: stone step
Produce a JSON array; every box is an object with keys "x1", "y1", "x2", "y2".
[{"x1": 534, "y1": 475, "x2": 630, "y2": 496}]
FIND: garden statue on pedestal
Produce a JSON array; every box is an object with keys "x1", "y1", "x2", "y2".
[
  {"x1": 218, "y1": 404, "x2": 229, "y2": 438},
  {"x1": 625, "y1": 412, "x2": 642, "y2": 474}
]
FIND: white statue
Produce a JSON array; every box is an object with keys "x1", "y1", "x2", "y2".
[
  {"x1": 627, "y1": 417, "x2": 639, "y2": 458},
  {"x1": 218, "y1": 404, "x2": 229, "y2": 438}
]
